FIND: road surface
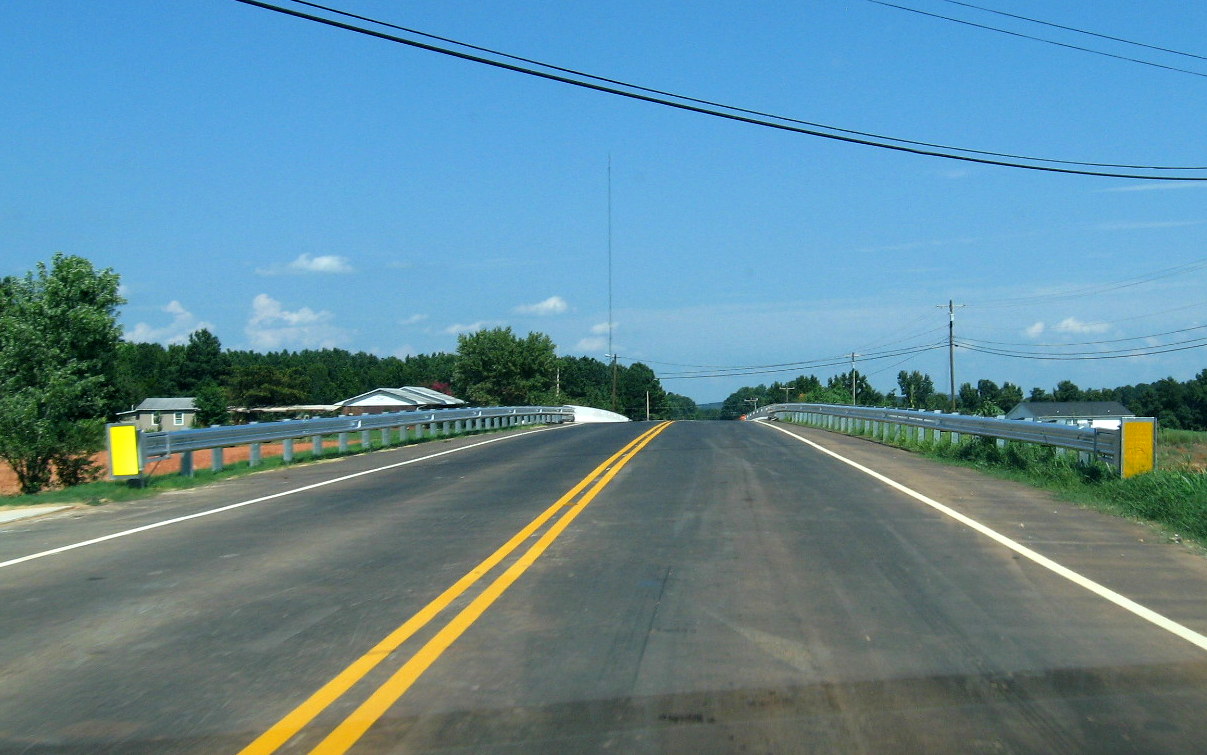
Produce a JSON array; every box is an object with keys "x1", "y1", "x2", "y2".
[{"x1": 3, "y1": 420, "x2": 1207, "y2": 753}]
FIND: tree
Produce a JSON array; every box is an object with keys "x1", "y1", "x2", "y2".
[
  {"x1": 0, "y1": 254, "x2": 123, "y2": 493},
  {"x1": 1052, "y1": 380, "x2": 1083, "y2": 402},
  {"x1": 453, "y1": 328, "x2": 556, "y2": 405},
  {"x1": 897, "y1": 371, "x2": 935, "y2": 409},
  {"x1": 998, "y1": 382, "x2": 1024, "y2": 413},
  {"x1": 617, "y1": 362, "x2": 666, "y2": 420},
  {"x1": 228, "y1": 364, "x2": 308, "y2": 408},
  {"x1": 174, "y1": 328, "x2": 227, "y2": 394},
  {"x1": 193, "y1": 381, "x2": 230, "y2": 427}
]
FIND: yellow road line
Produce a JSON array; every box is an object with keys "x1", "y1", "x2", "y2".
[
  {"x1": 238, "y1": 421, "x2": 672, "y2": 755},
  {"x1": 309, "y1": 420, "x2": 673, "y2": 754}
]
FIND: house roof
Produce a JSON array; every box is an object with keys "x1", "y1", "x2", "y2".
[
  {"x1": 128, "y1": 397, "x2": 198, "y2": 412},
  {"x1": 335, "y1": 386, "x2": 467, "y2": 408},
  {"x1": 1006, "y1": 401, "x2": 1133, "y2": 419}
]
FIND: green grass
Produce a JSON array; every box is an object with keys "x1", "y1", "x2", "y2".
[
  {"x1": 1158, "y1": 427, "x2": 1207, "y2": 473},
  {"x1": 0, "y1": 425, "x2": 527, "y2": 509},
  {"x1": 793, "y1": 418, "x2": 1207, "y2": 545}
]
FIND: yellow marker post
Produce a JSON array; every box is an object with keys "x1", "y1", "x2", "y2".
[
  {"x1": 106, "y1": 423, "x2": 142, "y2": 479},
  {"x1": 1118, "y1": 417, "x2": 1156, "y2": 479}
]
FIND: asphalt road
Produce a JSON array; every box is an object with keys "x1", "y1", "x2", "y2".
[{"x1": 3, "y1": 420, "x2": 1207, "y2": 753}]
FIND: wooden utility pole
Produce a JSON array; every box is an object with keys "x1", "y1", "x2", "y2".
[
  {"x1": 938, "y1": 300, "x2": 965, "y2": 411},
  {"x1": 850, "y1": 352, "x2": 860, "y2": 405}
]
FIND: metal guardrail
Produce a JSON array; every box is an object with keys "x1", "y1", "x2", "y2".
[
  {"x1": 109, "y1": 406, "x2": 574, "y2": 479},
  {"x1": 746, "y1": 403, "x2": 1151, "y2": 474}
]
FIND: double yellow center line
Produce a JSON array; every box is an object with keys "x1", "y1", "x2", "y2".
[{"x1": 239, "y1": 421, "x2": 673, "y2": 754}]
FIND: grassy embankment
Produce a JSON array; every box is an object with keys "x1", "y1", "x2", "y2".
[{"x1": 804, "y1": 420, "x2": 1207, "y2": 544}]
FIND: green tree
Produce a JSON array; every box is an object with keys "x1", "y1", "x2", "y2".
[
  {"x1": 998, "y1": 382, "x2": 1024, "y2": 413},
  {"x1": 1052, "y1": 380, "x2": 1083, "y2": 402},
  {"x1": 897, "y1": 370, "x2": 935, "y2": 409},
  {"x1": 0, "y1": 254, "x2": 123, "y2": 493},
  {"x1": 453, "y1": 327, "x2": 556, "y2": 405},
  {"x1": 174, "y1": 328, "x2": 227, "y2": 394},
  {"x1": 617, "y1": 362, "x2": 667, "y2": 420},
  {"x1": 228, "y1": 364, "x2": 308, "y2": 408},
  {"x1": 193, "y1": 381, "x2": 230, "y2": 427}
]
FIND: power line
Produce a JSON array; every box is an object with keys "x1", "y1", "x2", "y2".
[
  {"x1": 232, "y1": 0, "x2": 1207, "y2": 180},
  {"x1": 657, "y1": 344, "x2": 946, "y2": 380},
  {"x1": 653, "y1": 341, "x2": 943, "y2": 375},
  {"x1": 974, "y1": 255, "x2": 1207, "y2": 308},
  {"x1": 958, "y1": 334, "x2": 1207, "y2": 360},
  {"x1": 866, "y1": 0, "x2": 1207, "y2": 80},
  {"x1": 961, "y1": 322, "x2": 1207, "y2": 349},
  {"x1": 281, "y1": 0, "x2": 1207, "y2": 172},
  {"x1": 939, "y1": 0, "x2": 1207, "y2": 63}
]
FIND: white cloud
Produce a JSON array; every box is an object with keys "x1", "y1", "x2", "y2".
[
  {"x1": 125, "y1": 300, "x2": 215, "y2": 345},
  {"x1": 576, "y1": 336, "x2": 608, "y2": 351},
  {"x1": 443, "y1": 321, "x2": 501, "y2": 335},
  {"x1": 1092, "y1": 220, "x2": 1203, "y2": 231},
  {"x1": 1098, "y1": 182, "x2": 1207, "y2": 193},
  {"x1": 1024, "y1": 322, "x2": 1045, "y2": 338},
  {"x1": 399, "y1": 314, "x2": 428, "y2": 326},
  {"x1": 1053, "y1": 317, "x2": 1110, "y2": 335},
  {"x1": 256, "y1": 253, "x2": 354, "y2": 275},
  {"x1": 514, "y1": 296, "x2": 569, "y2": 316},
  {"x1": 245, "y1": 293, "x2": 349, "y2": 349},
  {"x1": 591, "y1": 321, "x2": 616, "y2": 335}
]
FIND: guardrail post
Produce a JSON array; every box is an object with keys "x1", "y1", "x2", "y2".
[
  {"x1": 312, "y1": 435, "x2": 322, "y2": 457},
  {"x1": 454, "y1": 419, "x2": 464, "y2": 434},
  {"x1": 283, "y1": 438, "x2": 294, "y2": 463},
  {"x1": 381, "y1": 427, "x2": 392, "y2": 447},
  {"x1": 181, "y1": 450, "x2": 194, "y2": 477},
  {"x1": 250, "y1": 443, "x2": 261, "y2": 467},
  {"x1": 361, "y1": 429, "x2": 372, "y2": 449},
  {"x1": 338, "y1": 432, "x2": 348, "y2": 454},
  {"x1": 211, "y1": 447, "x2": 224, "y2": 472}
]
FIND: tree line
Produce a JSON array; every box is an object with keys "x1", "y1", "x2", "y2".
[
  {"x1": 720, "y1": 369, "x2": 1207, "y2": 430},
  {"x1": 1, "y1": 254, "x2": 692, "y2": 494}
]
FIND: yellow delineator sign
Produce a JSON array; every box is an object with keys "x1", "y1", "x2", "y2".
[
  {"x1": 106, "y1": 423, "x2": 142, "y2": 479},
  {"x1": 1119, "y1": 417, "x2": 1156, "y2": 479}
]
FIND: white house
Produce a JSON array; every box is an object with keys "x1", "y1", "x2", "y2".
[
  {"x1": 335, "y1": 386, "x2": 467, "y2": 415},
  {"x1": 116, "y1": 397, "x2": 198, "y2": 431}
]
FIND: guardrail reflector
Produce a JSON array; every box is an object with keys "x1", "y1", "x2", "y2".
[
  {"x1": 1119, "y1": 417, "x2": 1156, "y2": 479},
  {"x1": 107, "y1": 423, "x2": 142, "y2": 479}
]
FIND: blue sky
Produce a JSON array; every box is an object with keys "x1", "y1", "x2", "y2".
[{"x1": 3, "y1": 1, "x2": 1206, "y2": 403}]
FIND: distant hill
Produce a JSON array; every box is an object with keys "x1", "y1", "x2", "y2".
[{"x1": 697, "y1": 401, "x2": 725, "y2": 411}]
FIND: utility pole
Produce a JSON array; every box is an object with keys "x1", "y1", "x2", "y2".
[
  {"x1": 607, "y1": 156, "x2": 617, "y2": 414},
  {"x1": 849, "y1": 352, "x2": 860, "y2": 405},
  {"x1": 937, "y1": 300, "x2": 966, "y2": 411},
  {"x1": 783, "y1": 386, "x2": 792, "y2": 404},
  {"x1": 555, "y1": 364, "x2": 560, "y2": 401},
  {"x1": 645, "y1": 390, "x2": 650, "y2": 421}
]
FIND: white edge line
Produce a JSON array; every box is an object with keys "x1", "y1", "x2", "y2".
[
  {"x1": 0, "y1": 425, "x2": 573, "y2": 571},
  {"x1": 758, "y1": 420, "x2": 1207, "y2": 654}
]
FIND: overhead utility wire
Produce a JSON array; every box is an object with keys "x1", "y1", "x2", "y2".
[
  {"x1": 284, "y1": 0, "x2": 1201, "y2": 172},
  {"x1": 866, "y1": 0, "x2": 1207, "y2": 81},
  {"x1": 633, "y1": 324, "x2": 944, "y2": 371},
  {"x1": 958, "y1": 334, "x2": 1207, "y2": 359},
  {"x1": 974, "y1": 256, "x2": 1207, "y2": 308},
  {"x1": 233, "y1": 0, "x2": 1207, "y2": 180},
  {"x1": 961, "y1": 322, "x2": 1207, "y2": 349},
  {"x1": 961, "y1": 340, "x2": 1207, "y2": 361},
  {"x1": 940, "y1": 0, "x2": 1207, "y2": 63},
  {"x1": 658, "y1": 344, "x2": 945, "y2": 380},
  {"x1": 653, "y1": 340, "x2": 943, "y2": 375}
]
